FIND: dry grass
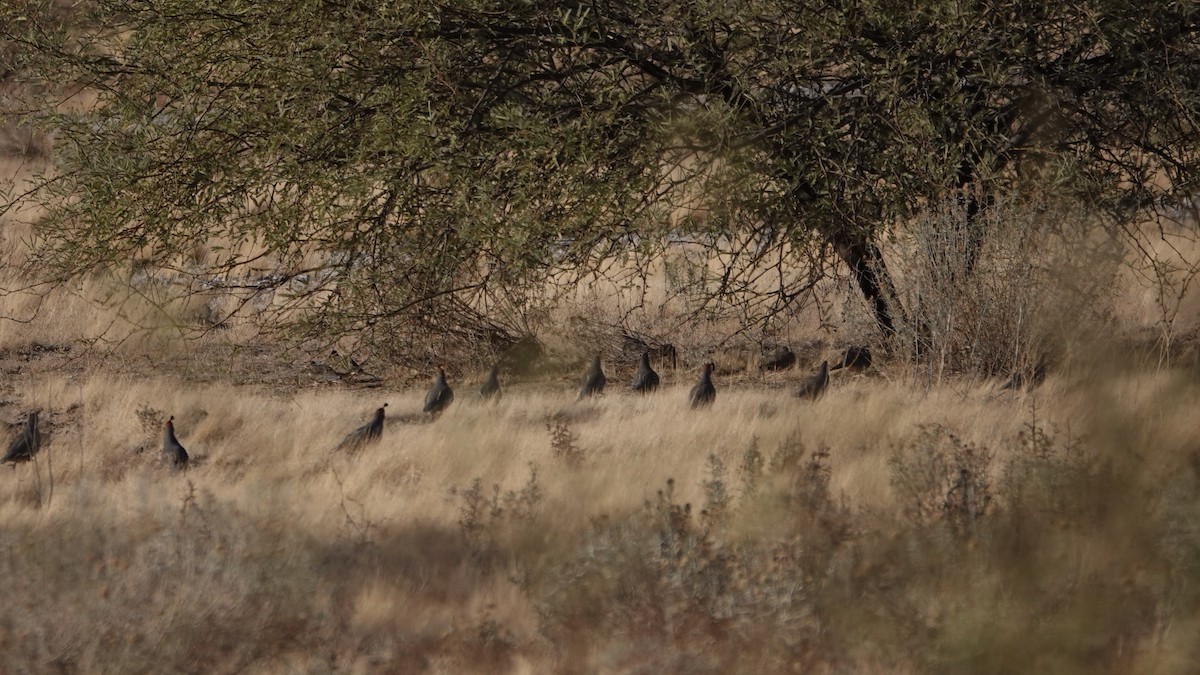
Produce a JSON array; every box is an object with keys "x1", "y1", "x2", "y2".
[{"x1": 0, "y1": 357, "x2": 1198, "y2": 673}]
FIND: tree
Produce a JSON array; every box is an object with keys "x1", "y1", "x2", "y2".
[{"x1": 3, "y1": 0, "x2": 1199, "y2": 365}]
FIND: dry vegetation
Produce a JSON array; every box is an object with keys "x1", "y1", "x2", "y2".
[
  {"x1": 5, "y1": 125, "x2": 1200, "y2": 674},
  {"x1": 4, "y1": 348, "x2": 1200, "y2": 673}
]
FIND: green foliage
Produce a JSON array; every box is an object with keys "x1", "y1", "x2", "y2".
[{"x1": 3, "y1": 0, "x2": 1198, "y2": 356}]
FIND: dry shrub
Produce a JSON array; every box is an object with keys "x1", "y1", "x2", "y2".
[
  {"x1": 547, "y1": 419, "x2": 585, "y2": 467},
  {"x1": 889, "y1": 424, "x2": 994, "y2": 537},
  {"x1": 524, "y1": 438, "x2": 862, "y2": 673},
  {"x1": 455, "y1": 463, "x2": 543, "y2": 554},
  {"x1": 511, "y1": 396, "x2": 1200, "y2": 673},
  {"x1": 0, "y1": 486, "x2": 326, "y2": 674},
  {"x1": 891, "y1": 197, "x2": 1123, "y2": 378}
]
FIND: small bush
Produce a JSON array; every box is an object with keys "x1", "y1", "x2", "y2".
[
  {"x1": 889, "y1": 424, "x2": 993, "y2": 537},
  {"x1": 547, "y1": 420, "x2": 585, "y2": 467}
]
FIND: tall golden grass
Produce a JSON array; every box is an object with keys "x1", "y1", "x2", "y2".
[{"x1": 0, "y1": 349, "x2": 1198, "y2": 672}]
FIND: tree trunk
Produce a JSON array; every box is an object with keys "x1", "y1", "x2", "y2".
[
  {"x1": 831, "y1": 233, "x2": 900, "y2": 339},
  {"x1": 780, "y1": 170, "x2": 903, "y2": 341},
  {"x1": 956, "y1": 159, "x2": 988, "y2": 277}
]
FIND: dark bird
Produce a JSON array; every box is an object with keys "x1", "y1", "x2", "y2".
[
  {"x1": 830, "y1": 345, "x2": 872, "y2": 371},
  {"x1": 331, "y1": 349, "x2": 367, "y2": 375},
  {"x1": 479, "y1": 364, "x2": 502, "y2": 403},
  {"x1": 759, "y1": 345, "x2": 796, "y2": 371},
  {"x1": 620, "y1": 331, "x2": 678, "y2": 370},
  {"x1": 630, "y1": 351, "x2": 660, "y2": 393},
  {"x1": 162, "y1": 416, "x2": 189, "y2": 472},
  {"x1": 577, "y1": 354, "x2": 607, "y2": 401},
  {"x1": 689, "y1": 362, "x2": 716, "y2": 408},
  {"x1": 795, "y1": 360, "x2": 830, "y2": 400},
  {"x1": 308, "y1": 360, "x2": 344, "y2": 382},
  {"x1": 335, "y1": 404, "x2": 387, "y2": 452},
  {"x1": 2, "y1": 412, "x2": 40, "y2": 465},
  {"x1": 424, "y1": 366, "x2": 455, "y2": 416}
]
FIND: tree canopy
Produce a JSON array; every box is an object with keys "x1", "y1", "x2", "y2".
[{"x1": 3, "y1": 0, "x2": 1199, "y2": 363}]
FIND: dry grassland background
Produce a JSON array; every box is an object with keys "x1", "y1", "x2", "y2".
[{"x1": 3, "y1": 140, "x2": 1200, "y2": 672}]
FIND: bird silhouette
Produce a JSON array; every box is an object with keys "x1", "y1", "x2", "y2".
[
  {"x1": 795, "y1": 360, "x2": 829, "y2": 400},
  {"x1": 830, "y1": 345, "x2": 871, "y2": 371},
  {"x1": 577, "y1": 354, "x2": 607, "y2": 401},
  {"x1": 330, "y1": 349, "x2": 367, "y2": 375},
  {"x1": 162, "y1": 416, "x2": 189, "y2": 472},
  {"x1": 620, "y1": 332, "x2": 678, "y2": 370},
  {"x1": 335, "y1": 404, "x2": 387, "y2": 452},
  {"x1": 424, "y1": 366, "x2": 454, "y2": 417},
  {"x1": 308, "y1": 360, "x2": 344, "y2": 382},
  {"x1": 479, "y1": 364, "x2": 502, "y2": 403},
  {"x1": 689, "y1": 362, "x2": 716, "y2": 408},
  {"x1": 2, "y1": 412, "x2": 40, "y2": 465},
  {"x1": 759, "y1": 345, "x2": 796, "y2": 371},
  {"x1": 630, "y1": 351, "x2": 660, "y2": 393}
]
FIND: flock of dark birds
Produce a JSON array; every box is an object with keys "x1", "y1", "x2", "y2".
[
  {"x1": 2, "y1": 345, "x2": 866, "y2": 473},
  {"x1": 311, "y1": 347, "x2": 843, "y2": 461}
]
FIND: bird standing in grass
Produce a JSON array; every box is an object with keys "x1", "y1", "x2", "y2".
[
  {"x1": 577, "y1": 354, "x2": 607, "y2": 401},
  {"x1": 162, "y1": 416, "x2": 189, "y2": 472},
  {"x1": 307, "y1": 359, "x2": 344, "y2": 382},
  {"x1": 830, "y1": 345, "x2": 871, "y2": 371},
  {"x1": 630, "y1": 351, "x2": 660, "y2": 393},
  {"x1": 335, "y1": 404, "x2": 387, "y2": 453},
  {"x1": 689, "y1": 362, "x2": 716, "y2": 408},
  {"x1": 424, "y1": 366, "x2": 454, "y2": 417},
  {"x1": 479, "y1": 365, "x2": 502, "y2": 403},
  {"x1": 332, "y1": 349, "x2": 365, "y2": 374},
  {"x1": 795, "y1": 360, "x2": 830, "y2": 400},
  {"x1": 759, "y1": 345, "x2": 796, "y2": 371},
  {"x1": 2, "y1": 412, "x2": 40, "y2": 465}
]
